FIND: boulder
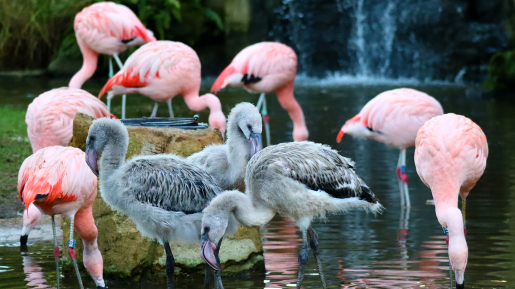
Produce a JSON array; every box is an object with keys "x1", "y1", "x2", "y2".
[{"x1": 62, "y1": 113, "x2": 265, "y2": 281}]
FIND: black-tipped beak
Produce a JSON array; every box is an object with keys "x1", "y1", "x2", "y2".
[
  {"x1": 456, "y1": 282, "x2": 464, "y2": 289},
  {"x1": 200, "y1": 232, "x2": 219, "y2": 270},
  {"x1": 20, "y1": 235, "x2": 28, "y2": 246},
  {"x1": 85, "y1": 144, "x2": 99, "y2": 177},
  {"x1": 250, "y1": 131, "x2": 262, "y2": 158}
]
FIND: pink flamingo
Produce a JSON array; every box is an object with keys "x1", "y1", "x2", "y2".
[
  {"x1": 336, "y1": 88, "x2": 443, "y2": 207},
  {"x1": 415, "y1": 113, "x2": 488, "y2": 288},
  {"x1": 22, "y1": 87, "x2": 113, "y2": 246},
  {"x1": 18, "y1": 146, "x2": 106, "y2": 289},
  {"x1": 26, "y1": 87, "x2": 114, "y2": 153},
  {"x1": 211, "y1": 42, "x2": 309, "y2": 144},
  {"x1": 69, "y1": 1, "x2": 156, "y2": 118},
  {"x1": 99, "y1": 40, "x2": 227, "y2": 134}
]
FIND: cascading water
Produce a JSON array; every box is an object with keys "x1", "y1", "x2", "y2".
[{"x1": 270, "y1": 0, "x2": 506, "y2": 83}]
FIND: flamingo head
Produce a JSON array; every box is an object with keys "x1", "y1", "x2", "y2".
[
  {"x1": 199, "y1": 208, "x2": 230, "y2": 271},
  {"x1": 336, "y1": 116, "x2": 371, "y2": 143},
  {"x1": 208, "y1": 110, "x2": 227, "y2": 140},
  {"x1": 445, "y1": 208, "x2": 468, "y2": 289},
  {"x1": 228, "y1": 102, "x2": 263, "y2": 158},
  {"x1": 21, "y1": 204, "x2": 41, "y2": 245}
]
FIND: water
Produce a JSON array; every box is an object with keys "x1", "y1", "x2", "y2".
[{"x1": 0, "y1": 77, "x2": 514, "y2": 288}]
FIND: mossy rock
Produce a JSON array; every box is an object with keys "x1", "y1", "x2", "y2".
[
  {"x1": 62, "y1": 113, "x2": 265, "y2": 280},
  {"x1": 484, "y1": 50, "x2": 515, "y2": 92}
]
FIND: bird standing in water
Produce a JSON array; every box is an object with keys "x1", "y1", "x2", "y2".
[
  {"x1": 200, "y1": 141, "x2": 383, "y2": 289},
  {"x1": 211, "y1": 42, "x2": 309, "y2": 144},
  {"x1": 99, "y1": 41, "x2": 227, "y2": 134},
  {"x1": 337, "y1": 88, "x2": 443, "y2": 207},
  {"x1": 69, "y1": 1, "x2": 156, "y2": 118},
  {"x1": 415, "y1": 113, "x2": 488, "y2": 289},
  {"x1": 18, "y1": 146, "x2": 107, "y2": 289}
]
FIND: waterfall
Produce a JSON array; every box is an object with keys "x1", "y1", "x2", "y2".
[
  {"x1": 350, "y1": 0, "x2": 368, "y2": 77},
  {"x1": 380, "y1": 0, "x2": 397, "y2": 75}
]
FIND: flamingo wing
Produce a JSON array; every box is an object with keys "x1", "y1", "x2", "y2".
[
  {"x1": 26, "y1": 88, "x2": 111, "y2": 152},
  {"x1": 75, "y1": 2, "x2": 155, "y2": 49},
  {"x1": 18, "y1": 146, "x2": 97, "y2": 209},
  {"x1": 99, "y1": 41, "x2": 199, "y2": 97},
  {"x1": 121, "y1": 155, "x2": 222, "y2": 214},
  {"x1": 211, "y1": 42, "x2": 297, "y2": 93}
]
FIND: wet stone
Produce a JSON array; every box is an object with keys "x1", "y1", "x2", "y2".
[{"x1": 62, "y1": 113, "x2": 265, "y2": 280}]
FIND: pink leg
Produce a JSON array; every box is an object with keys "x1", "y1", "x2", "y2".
[
  {"x1": 67, "y1": 215, "x2": 84, "y2": 289},
  {"x1": 275, "y1": 84, "x2": 308, "y2": 141},
  {"x1": 74, "y1": 207, "x2": 106, "y2": 288}
]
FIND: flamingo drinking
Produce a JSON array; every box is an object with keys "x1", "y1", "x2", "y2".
[
  {"x1": 211, "y1": 42, "x2": 309, "y2": 144},
  {"x1": 337, "y1": 88, "x2": 443, "y2": 207},
  {"x1": 18, "y1": 146, "x2": 107, "y2": 289},
  {"x1": 69, "y1": 1, "x2": 156, "y2": 118},
  {"x1": 99, "y1": 41, "x2": 227, "y2": 134},
  {"x1": 415, "y1": 113, "x2": 488, "y2": 288}
]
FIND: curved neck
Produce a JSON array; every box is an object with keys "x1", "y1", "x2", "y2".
[
  {"x1": 226, "y1": 125, "x2": 250, "y2": 181},
  {"x1": 275, "y1": 82, "x2": 306, "y2": 130},
  {"x1": 69, "y1": 38, "x2": 98, "y2": 89},
  {"x1": 183, "y1": 92, "x2": 222, "y2": 112},
  {"x1": 206, "y1": 191, "x2": 275, "y2": 228}
]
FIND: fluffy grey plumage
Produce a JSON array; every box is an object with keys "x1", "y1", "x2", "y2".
[
  {"x1": 199, "y1": 141, "x2": 383, "y2": 289},
  {"x1": 188, "y1": 102, "x2": 262, "y2": 190},
  {"x1": 85, "y1": 118, "x2": 224, "y2": 244}
]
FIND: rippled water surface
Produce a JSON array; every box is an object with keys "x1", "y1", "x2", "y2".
[{"x1": 0, "y1": 77, "x2": 514, "y2": 288}]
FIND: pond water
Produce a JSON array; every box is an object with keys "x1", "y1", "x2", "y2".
[{"x1": 0, "y1": 77, "x2": 513, "y2": 288}]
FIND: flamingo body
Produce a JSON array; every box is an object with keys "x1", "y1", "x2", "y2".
[
  {"x1": 69, "y1": 1, "x2": 155, "y2": 89},
  {"x1": 18, "y1": 146, "x2": 106, "y2": 288},
  {"x1": 415, "y1": 113, "x2": 488, "y2": 287},
  {"x1": 338, "y1": 88, "x2": 443, "y2": 149},
  {"x1": 211, "y1": 42, "x2": 308, "y2": 141},
  {"x1": 99, "y1": 40, "x2": 226, "y2": 132},
  {"x1": 415, "y1": 113, "x2": 488, "y2": 220},
  {"x1": 26, "y1": 87, "x2": 112, "y2": 153}
]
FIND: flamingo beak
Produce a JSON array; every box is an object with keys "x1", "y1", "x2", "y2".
[
  {"x1": 85, "y1": 142, "x2": 99, "y2": 177},
  {"x1": 200, "y1": 231, "x2": 219, "y2": 270},
  {"x1": 250, "y1": 131, "x2": 262, "y2": 158},
  {"x1": 336, "y1": 130, "x2": 344, "y2": 143}
]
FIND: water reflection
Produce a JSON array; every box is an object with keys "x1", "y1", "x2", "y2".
[
  {"x1": 20, "y1": 247, "x2": 49, "y2": 289},
  {"x1": 1, "y1": 79, "x2": 515, "y2": 288}
]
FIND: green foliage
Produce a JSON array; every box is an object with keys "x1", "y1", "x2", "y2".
[
  {"x1": 0, "y1": 0, "x2": 93, "y2": 70},
  {"x1": 484, "y1": 50, "x2": 515, "y2": 91},
  {"x1": 0, "y1": 0, "x2": 224, "y2": 71},
  {"x1": 0, "y1": 106, "x2": 32, "y2": 218}
]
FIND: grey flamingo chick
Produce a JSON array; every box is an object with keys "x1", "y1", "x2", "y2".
[
  {"x1": 85, "y1": 118, "x2": 234, "y2": 286},
  {"x1": 199, "y1": 141, "x2": 383, "y2": 289},
  {"x1": 188, "y1": 102, "x2": 262, "y2": 190}
]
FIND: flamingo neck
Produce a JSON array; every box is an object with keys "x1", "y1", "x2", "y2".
[
  {"x1": 226, "y1": 124, "x2": 251, "y2": 185},
  {"x1": 275, "y1": 82, "x2": 308, "y2": 139},
  {"x1": 69, "y1": 38, "x2": 98, "y2": 89},
  {"x1": 99, "y1": 129, "x2": 128, "y2": 196},
  {"x1": 206, "y1": 190, "x2": 275, "y2": 228}
]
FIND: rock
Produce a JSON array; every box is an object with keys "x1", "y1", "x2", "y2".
[{"x1": 62, "y1": 113, "x2": 265, "y2": 280}]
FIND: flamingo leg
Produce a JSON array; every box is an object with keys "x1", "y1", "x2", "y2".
[
  {"x1": 167, "y1": 99, "x2": 174, "y2": 118},
  {"x1": 308, "y1": 227, "x2": 326, "y2": 289},
  {"x1": 52, "y1": 216, "x2": 60, "y2": 289},
  {"x1": 68, "y1": 216, "x2": 84, "y2": 289},
  {"x1": 296, "y1": 230, "x2": 310, "y2": 289},
  {"x1": 151, "y1": 102, "x2": 159, "y2": 118},
  {"x1": 256, "y1": 93, "x2": 271, "y2": 146},
  {"x1": 107, "y1": 57, "x2": 113, "y2": 113},
  {"x1": 163, "y1": 242, "x2": 175, "y2": 288},
  {"x1": 113, "y1": 54, "x2": 127, "y2": 119},
  {"x1": 397, "y1": 149, "x2": 411, "y2": 208},
  {"x1": 213, "y1": 238, "x2": 224, "y2": 289},
  {"x1": 397, "y1": 151, "x2": 405, "y2": 207}
]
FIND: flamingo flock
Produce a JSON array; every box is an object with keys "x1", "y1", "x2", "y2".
[{"x1": 14, "y1": 2, "x2": 488, "y2": 289}]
